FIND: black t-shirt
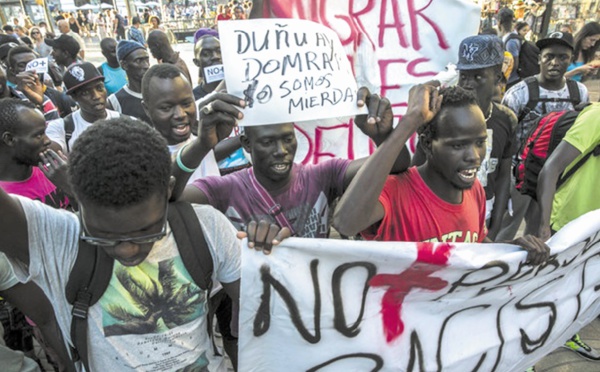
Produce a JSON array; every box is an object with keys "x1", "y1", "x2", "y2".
[
  {"x1": 107, "y1": 87, "x2": 151, "y2": 126},
  {"x1": 477, "y1": 102, "x2": 516, "y2": 200},
  {"x1": 193, "y1": 84, "x2": 211, "y2": 101}
]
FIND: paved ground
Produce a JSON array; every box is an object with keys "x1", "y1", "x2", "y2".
[
  {"x1": 82, "y1": 38, "x2": 600, "y2": 372},
  {"x1": 535, "y1": 320, "x2": 600, "y2": 372}
]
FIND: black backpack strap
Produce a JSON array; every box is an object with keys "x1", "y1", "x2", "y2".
[
  {"x1": 63, "y1": 114, "x2": 75, "y2": 153},
  {"x1": 565, "y1": 79, "x2": 581, "y2": 106},
  {"x1": 167, "y1": 201, "x2": 217, "y2": 353},
  {"x1": 65, "y1": 239, "x2": 114, "y2": 372},
  {"x1": 168, "y1": 201, "x2": 213, "y2": 290},
  {"x1": 504, "y1": 32, "x2": 522, "y2": 47},
  {"x1": 557, "y1": 144, "x2": 600, "y2": 189},
  {"x1": 519, "y1": 76, "x2": 539, "y2": 122}
]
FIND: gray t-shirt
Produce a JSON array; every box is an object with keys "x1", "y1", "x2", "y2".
[
  {"x1": 10, "y1": 196, "x2": 240, "y2": 371},
  {"x1": 0, "y1": 253, "x2": 19, "y2": 291}
]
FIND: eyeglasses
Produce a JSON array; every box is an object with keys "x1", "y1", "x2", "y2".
[
  {"x1": 31, "y1": 32, "x2": 40, "y2": 35},
  {"x1": 78, "y1": 205, "x2": 168, "y2": 247}
]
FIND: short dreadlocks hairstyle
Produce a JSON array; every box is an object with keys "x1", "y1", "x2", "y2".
[
  {"x1": 0, "y1": 98, "x2": 36, "y2": 134},
  {"x1": 68, "y1": 117, "x2": 171, "y2": 207},
  {"x1": 417, "y1": 86, "x2": 479, "y2": 142}
]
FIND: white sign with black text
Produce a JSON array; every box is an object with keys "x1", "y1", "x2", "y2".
[{"x1": 219, "y1": 19, "x2": 366, "y2": 126}]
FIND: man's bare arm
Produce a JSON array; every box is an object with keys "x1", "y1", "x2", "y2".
[
  {"x1": 1, "y1": 282, "x2": 76, "y2": 371},
  {"x1": 342, "y1": 88, "x2": 411, "y2": 189},
  {"x1": 333, "y1": 83, "x2": 442, "y2": 236},
  {"x1": 536, "y1": 141, "x2": 581, "y2": 240},
  {"x1": 0, "y1": 189, "x2": 29, "y2": 265}
]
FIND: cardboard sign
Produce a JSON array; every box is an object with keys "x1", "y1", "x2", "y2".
[
  {"x1": 26, "y1": 57, "x2": 49, "y2": 74},
  {"x1": 239, "y1": 209, "x2": 600, "y2": 371},
  {"x1": 204, "y1": 64, "x2": 224, "y2": 83},
  {"x1": 220, "y1": 19, "x2": 366, "y2": 126}
]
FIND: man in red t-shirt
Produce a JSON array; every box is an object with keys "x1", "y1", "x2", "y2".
[{"x1": 334, "y1": 84, "x2": 548, "y2": 264}]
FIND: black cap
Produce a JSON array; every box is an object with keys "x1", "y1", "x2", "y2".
[
  {"x1": 536, "y1": 31, "x2": 575, "y2": 51},
  {"x1": 45, "y1": 34, "x2": 80, "y2": 57},
  {"x1": 64, "y1": 62, "x2": 104, "y2": 94}
]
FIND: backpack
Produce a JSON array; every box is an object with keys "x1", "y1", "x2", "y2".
[
  {"x1": 517, "y1": 76, "x2": 582, "y2": 123},
  {"x1": 65, "y1": 201, "x2": 214, "y2": 371},
  {"x1": 514, "y1": 104, "x2": 599, "y2": 200},
  {"x1": 505, "y1": 34, "x2": 540, "y2": 80}
]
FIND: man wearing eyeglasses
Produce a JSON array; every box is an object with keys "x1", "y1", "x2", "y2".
[{"x1": 0, "y1": 118, "x2": 241, "y2": 371}]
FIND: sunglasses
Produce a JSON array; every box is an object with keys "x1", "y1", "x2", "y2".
[{"x1": 78, "y1": 205, "x2": 168, "y2": 247}]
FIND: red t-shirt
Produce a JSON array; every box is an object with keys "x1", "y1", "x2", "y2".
[{"x1": 363, "y1": 167, "x2": 487, "y2": 243}]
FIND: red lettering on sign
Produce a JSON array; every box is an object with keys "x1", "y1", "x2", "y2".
[
  {"x1": 294, "y1": 124, "x2": 314, "y2": 165},
  {"x1": 347, "y1": 0, "x2": 377, "y2": 50},
  {"x1": 379, "y1": 58, "x2": 406, "y2": 99},
  {"x1": 407, "y1": 57, "x2": 438, "y2": 78},
  {"x1": 378, "y1": 0, "x2": 409, "y2": 48},
  {"x1": 313, "y1": 123, "x2": 355, "y2": 163},
  {"x1": 407, "y1": 0, "x2": 450, "y2": 51},
  {"x1": 369, "y1": 243, "x2": 454, "y2": 343}
]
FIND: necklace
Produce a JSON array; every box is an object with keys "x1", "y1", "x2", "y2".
[{"x1": 484, "y1": 104, "x2": 493, "y2": 122}]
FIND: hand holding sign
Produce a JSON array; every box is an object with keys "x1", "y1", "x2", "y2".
[
  {"x1": 354, "y1": 87, "x2": 394, "y2": 146},
  {"x1": 16, "y1": 71, "x2": 44, "y2": 106},
  {"x1": 26, "y1": 57, "x2": 49, "y2": 74},
  {"x1": 219, "y1": 19, "x2": 367, "y2": 126},
  {"x1": 197, "y1": 93, "x2": 245, "y2": 150}
]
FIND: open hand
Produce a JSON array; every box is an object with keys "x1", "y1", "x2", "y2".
[
  {"x1": 236, "y1": 220, "x2": 292, "y2": 255},
  {"x1": 39, "y1": 149, "x2": 71, "y2": 195}
]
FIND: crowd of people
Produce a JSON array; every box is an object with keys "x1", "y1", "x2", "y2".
[{"x1": 0, "y1": 2, "x2": 598, "y2": 371}]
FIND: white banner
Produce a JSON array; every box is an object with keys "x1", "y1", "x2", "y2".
[
  {"x1": 239, "y1": 209, "x2": 600, "y2": 371},
  {"x1": 252, "y1": 0, "x2": 481, "y2": 163},
  {"x1": 220, "y1": 19, "x2": 365, "y2": 126}
]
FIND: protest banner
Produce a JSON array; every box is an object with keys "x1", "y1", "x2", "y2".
[
  {"x1": 250, "y1": 0, "x2": 481, "y2": 163},
  {"x1": 219, "y1": 19, "x2": 366, "y2": 126},
  {"x1": 239, "y1": 209, "x2": 600, "y2": 371}
]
